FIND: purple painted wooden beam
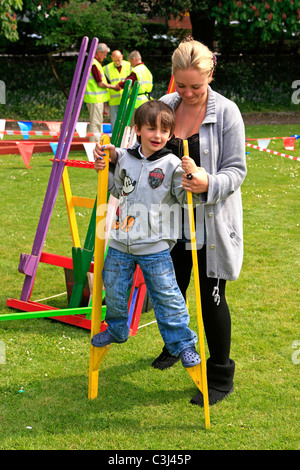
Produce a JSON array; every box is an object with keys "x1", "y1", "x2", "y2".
[{"x1": 19, "y1": 37, "x2": 98, "y2": 301}]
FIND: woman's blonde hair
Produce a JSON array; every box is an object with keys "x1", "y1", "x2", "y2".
[{"x1": 172, "y1": 38, "x2": 215, "y2": 77}]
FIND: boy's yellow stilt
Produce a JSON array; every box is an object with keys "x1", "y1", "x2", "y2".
[
  {"x1": 186, "y1": 365, "x2": 203, "y2": 392},
  {"x1": 88, "y1": 134, "x2": 110, "y2": 400},
  {"x1": 183, "y1": 140, "x2": 210, "y2": 430}
]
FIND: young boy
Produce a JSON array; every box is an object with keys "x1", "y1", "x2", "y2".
[{"x1": 91, "y1": 100, "x2": 200, "y2": 368}]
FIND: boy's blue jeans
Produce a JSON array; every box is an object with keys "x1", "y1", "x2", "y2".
[{"x1": 102, "y1": 247, "x2": 198, "y2": 357}]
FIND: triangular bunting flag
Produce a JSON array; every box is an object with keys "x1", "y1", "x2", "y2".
[
  {"x1": 83, "y1": 142, "x2": 96, "y2": 162},
  {"x1": 283, "y1": 137, "x2": 296, "y2": 151},
  {"x1": 50, "y1": 142, "x2": 58, "y2": 155},
  {"x1": 257, "y1": 139, "x2": 270, "y2": 149},
  {"x1": 17, "y1": 121, "x2": 33, "y2": 140},
  {"x1": 16, "y1": 142, "x2": 35, "y2": 168},
  {"x1": 45, "y1": 121, "x2": 61, "y2": 136},
  {"x1": 50, "y1": 142, "x2": 65, "y2": 157},
  {"x1": 0, "y1": 119, "x2": 5, "y2": 140},
  {"x1": 76, "y1": 121, "x2": 88, "y2": 137}
]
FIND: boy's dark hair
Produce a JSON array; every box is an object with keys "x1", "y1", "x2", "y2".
[{"x1": 134, "y1": 100, "x2": 176, "y2": 143}]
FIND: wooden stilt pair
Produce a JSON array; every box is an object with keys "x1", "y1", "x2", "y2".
[
  {"x1": 88, "y1": 134, "x2": 210, "y2": 428},
  {"x1": 88, "y1": 80, "x2": 141, "y2": 396}
]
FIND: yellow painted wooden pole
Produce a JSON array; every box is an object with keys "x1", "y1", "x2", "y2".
[
  {"x1": 62, "y1": 167, "x2": 81, "y2": 248},
  {"x1": 183, "y1": 140, "x2": 210, "y2": 430},
  {"x1": 88, "y1": 134, "x2": 111, "y2": 399}
]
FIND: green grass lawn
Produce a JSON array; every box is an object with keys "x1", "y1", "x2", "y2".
[{"x1": 0, "y1": 123, "x2": 299, "y2": 450}]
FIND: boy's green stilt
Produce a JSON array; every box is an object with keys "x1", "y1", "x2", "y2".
[
  {"x1": 114, "y1": 81, "x2": 140, "y2": 146},
  {"x1": 68, "y1": 200, "x2": 97, "y2": 308},
  {"x1": 111, "y1": 79, "x2": 133, "y2": 145}
]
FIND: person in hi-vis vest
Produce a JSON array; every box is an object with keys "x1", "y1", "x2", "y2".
[
  {"x1": 104, "y1": 50, "x2": 131, "y2": 131},
  {"x1": 84, "y1": 43, "x2": 120, "y2": 142},
  {"x1": 118, "y1": 50, "x2": 153, "y2": 126}
]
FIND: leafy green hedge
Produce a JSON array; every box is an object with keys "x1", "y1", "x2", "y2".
[{"x1": 210, "y1": 55, "x2": 300, "y2": 112}]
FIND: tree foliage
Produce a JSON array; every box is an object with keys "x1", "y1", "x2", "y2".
[
  {"x1": 4, "y1": 0, "x2": 145, "y2": 52},
  {"x1": 212, "y1": 0, "x2": 300, "y2": 43},
  {"x1": 0, "y1": 0, "x2": 22, "y2": 42},
  {"x1": 125, "y1": 0, "x2": 299, "y2": 41},
  {"x1": 117, "y1": 0, "x2": 300, "y2": 49},
  {"x1": 38, "y1": 0, "x2": 144, "y2": 51},
  {"x1": 1, "y1": 0, "x2": 299, "y2": 52}
]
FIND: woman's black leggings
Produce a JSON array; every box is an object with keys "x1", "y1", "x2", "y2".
[{"x1": 171, "y1": 242, "x2": 232, "y2": 366}]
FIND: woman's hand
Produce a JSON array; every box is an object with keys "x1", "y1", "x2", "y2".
[
  {"x1": 181, "y1": 156, "x2": 208, "y2": 193},
  {"x1": 181, "y1": 155, "x2": 198, "y2": 174},
  {"x1": 182, "y1": 167, "x2": 209, "y2": 194},
  {"x1": 93, "y1": 142, "x2": 117, "y2": 172}
]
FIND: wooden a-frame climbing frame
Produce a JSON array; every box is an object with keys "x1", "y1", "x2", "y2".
[
  {"x1": 5, "y1": 36, "x2": 98, "y2": 324},
  {"x1": 4, "y1": 41, "x2": 146, "y2": 336}
]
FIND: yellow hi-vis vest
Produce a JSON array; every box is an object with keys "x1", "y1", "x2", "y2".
[
  {"x1": 84, "y1": 59, "x2": 109, "y2": 104},
  {"x1": 132, "y1": 64, "x2": 153, "y2": 108},
  {"x1": 104, "y1": 60, "x2": 131, "y2": 106}
]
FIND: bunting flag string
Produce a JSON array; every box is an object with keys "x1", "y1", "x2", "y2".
[
  {"x1": 0, "y1": 129, "x2": 107, "y2": 138},
  {"x1": 1, "y1": 129, "x2": 63, "y2": 137},
  {"x1": 2, "y1": 116, "x2": 299, "y2": 166},
  {"x1": 245, "y1": 135, "x2": 300, "y2": 141},
  {"x1": 0, "y1": 129, "x2": 102, "y2": 137},
  {"x1": 3, "y1": 139, "x2": 299, "y2": 168},
  {"x1": 247, "y1": 137, "x2": 296, "y2": 152},
  {"x1": 1, "y1": 136, "x2": 99, "y2": 167},
  {"x1": 0, "y1": 119, "x2": 112, "y2": 138},
  {"x1": 245, "y1": 142, "x2": 300, "y2": 162},
  {"x1": 245, "y1": 134, "x2": 299, "y2": 153}
]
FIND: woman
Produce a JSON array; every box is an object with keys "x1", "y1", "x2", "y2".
[
  {"x1": 151, "y1": 38, "x2": 247, "y2": 407},
  {"x1": 93, "y1": 38, "x2": 247, "y2": 407}
]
